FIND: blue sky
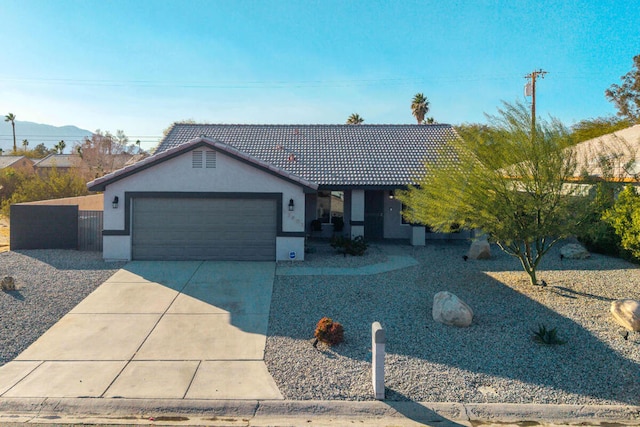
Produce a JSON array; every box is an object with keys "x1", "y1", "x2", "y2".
[{"x1": 1, "y1": 0, "x2": 639, "y2": 149}]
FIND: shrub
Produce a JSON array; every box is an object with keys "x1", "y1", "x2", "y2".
[
  {"x1": 310, "y1": 219, "x2": 322, "y2": 232},
  {"x1": 330, "y1": 235, "x2": 368, "y2": 256},
  {"x1": 574, "y1": 182, "x2": 620, "y2": 256},
  {"x1": 314, "y1": 317, "x2": 344, "y2": 346},
  {"x1": 332, "y1": 216, "x2": 344, "y2": 232},
  {"x1": 603, "y1": 185, "x2": 640, "y2": 261},
  {"x1": 532, "y1": 324, "x2": 565, "y2": 345}
]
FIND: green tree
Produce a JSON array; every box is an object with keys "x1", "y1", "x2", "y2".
[
  {"x1": 570, "y1": 116, "x2": 631, "y2": 143},
  {"x1": 605, "y1": 54, "x2": 640, "y2": 124},
  {"x1": 603, "y1": 185, "x2": 640, "y2": 260},
  {"x1": 21, "y1": 139, "x2": 28, "y2": 152},
  {"x1": 346, "y1": 113, "x2": 364, "y2": 124},
  {"x1": 397, "y1": 102, "x2": 578, "y2": 286},
  {"x1": 4, "y1": 113, "x2": 16, "y2": 153},
  {"x1": 411, "y1": 93, "x2": 429, "y2": 124}
]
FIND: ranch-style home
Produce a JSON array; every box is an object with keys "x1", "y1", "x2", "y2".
[{"x1": 87, "y1": 124, "x2": 460, "y2": 261}]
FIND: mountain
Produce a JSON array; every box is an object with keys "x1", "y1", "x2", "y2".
[{"x1": 0, "y1": 120, "x2": 92, "y2": 153}]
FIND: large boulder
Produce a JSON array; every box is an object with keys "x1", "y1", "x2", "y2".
[
  {"x1": 560, "y1": 243, "x2": 590, "y2": 259},
  {"x1": 432, "y1": 291, "x2": 473, "y2": 327},
  {"x1": 611, "y1": 299, "x2": 640, "y2": 332},
  {"x1": 468, "y1": 239, "x2": 491, "y2": 260}
]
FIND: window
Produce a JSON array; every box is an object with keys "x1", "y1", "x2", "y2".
[{"x1": 317, "y1": 191, "x2": 344, "y2": 223}]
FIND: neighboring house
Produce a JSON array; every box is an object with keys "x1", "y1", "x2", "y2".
[
  {"x1": 0, "y1": 156, "x2": 34, "y2": 174},
  {"x1": 32, "y1": 154, "x2": 81, "y2": 176},
  {"x1": 88, "y1": 124, "x2": 460, "y2": 262},
  {"x1": 33, "y1": 153, "x2": 134, "y2": 178},
  {"x1": 571, "y1": 124, "x2": 640, "y2": 181}
]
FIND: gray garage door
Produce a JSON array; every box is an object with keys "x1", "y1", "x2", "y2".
[{"x1": 132, "y1": 198, "x2": 277, "y2": 261}]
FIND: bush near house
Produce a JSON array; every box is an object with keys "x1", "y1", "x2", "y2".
[
  {"x1": 330, "y1": 235, "x2": 368, "y2": 256},
  {"x1": 603, "y1": 185, "x2": 640, "y2": 261}
]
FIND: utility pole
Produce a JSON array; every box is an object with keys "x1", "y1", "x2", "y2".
[{"x1": 524, "y1": 69, "x2": 547, "y2": 137}]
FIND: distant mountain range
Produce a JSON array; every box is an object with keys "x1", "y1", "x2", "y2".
[{"x1": 0, "y1": 120, "x2": 92, "y2": 153}]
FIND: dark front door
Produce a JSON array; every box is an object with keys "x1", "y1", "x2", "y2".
[{"x1": 364, "y1": 191, "x2": 384, "y2": 240}]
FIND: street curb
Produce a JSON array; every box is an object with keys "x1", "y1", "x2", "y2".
[{"x1": 0, "y1": 398, "x2": 639, "y2": 425}]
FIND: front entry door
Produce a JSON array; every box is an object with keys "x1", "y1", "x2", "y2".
[{"x1": 364, "y1": 191, "x2": 384, "y2": 240}]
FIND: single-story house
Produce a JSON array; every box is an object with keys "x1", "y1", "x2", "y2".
[
  {"x1": 33, "y1": 154, "x2": 81, "y2": 176},
  {"x1": 0, "y1": 156, "x2": 34, "y2": 174},
  {"x1": 87, "y1": 124, "x2": 460, "y2": 261},
  {"x1": 571, "y1": 124, "x2": 640, "y2": 181}
]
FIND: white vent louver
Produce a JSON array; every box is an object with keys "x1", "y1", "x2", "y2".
[
  {"x1": 192, "y1": 151, "x2": 203, "y2": 168},
  {"x1": 206, "y1": 151, "x2": 216, "y2": 168}
]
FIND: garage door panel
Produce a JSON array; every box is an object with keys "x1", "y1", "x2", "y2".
[{"x1": 132, "y1": 198, "x2": 277, "y2": 261}]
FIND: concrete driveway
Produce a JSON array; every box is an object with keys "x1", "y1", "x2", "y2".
[{"x1": 0, "y1": 261, "x2": 283, "y2": 400}]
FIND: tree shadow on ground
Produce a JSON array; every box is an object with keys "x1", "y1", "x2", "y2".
[
  {"x1": 267, "y1": 242, "x2": 640, "y2": 404},
  {"x1": 384, "y1": 389, "x2": 468, "y2": 426}
]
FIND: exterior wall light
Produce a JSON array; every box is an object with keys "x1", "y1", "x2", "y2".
[
  {"x1": 112, "y1": 196, "x2": 119, "y2": 209},
  {"x1": 288, "y1": 198, "x2": 295, "y2": 211},
  {"x1": 389, "y1": 191, "x2": 394, "y2": 199}
]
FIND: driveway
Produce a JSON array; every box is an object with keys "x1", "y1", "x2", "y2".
[{"x1": 0, "y1": 261, "x2": 283, "y2": 400}]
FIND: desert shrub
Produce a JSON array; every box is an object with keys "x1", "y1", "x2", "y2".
[
  {"x1": 332, "y1": 216, "x2": 344, "y2": 232},
  {"x1": 330, "y1": 235, "x2": 368, "y2": 256},
  {"x1": 532, "y1": 324, "x2": 565, "y2": 345},
  {"x1": 574, "y1": 183, "x2": 621, "y2": 256},
  {"x1": 603, "y1": 185, "x2": 640, "y2": 261},
  {"x1": 310, "y1": 219, "x2": 322, "y2": 232},
  {"x1": 1, "y1": 168, "x2": 88, "y2": 216},
  {"x1": 314, "y1": 317, "x2": 344, "y2": 346}
]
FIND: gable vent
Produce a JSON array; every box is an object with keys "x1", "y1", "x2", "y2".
[
  {"x1": 205, "y1": 151, "x2": 216, "y2": 168},
  {"x1": 192, "y1": 150, "x2": 203, "y2": 168}
]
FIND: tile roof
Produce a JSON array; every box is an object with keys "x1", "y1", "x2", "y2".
[
  {"x1": 157, "y1": 124, "x2": 459, "y2": 187},
  {"x1": 0, "y1": 156, "x2": 30, "y2": 169},
  {"x1": 32, "y1": 154, "x2": 80, "y2": 168}
]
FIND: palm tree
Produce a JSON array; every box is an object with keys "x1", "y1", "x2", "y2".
[
  {"x1": 22, "y1": 139, "x2": 28, "y2": 152},
  {"x1": 346, "y1": 113, "x2": 364, "y2": 124},
  {"x1": 411, "y1": 93, "x2": 430, "y2": 124},
  {"x1": 0, "y1": 148, "x2": 4, "y2": 156},
  {"x1": 4, "y1": 113, "x2": 16, "y2": 153},
  {"x1": 57, "y1": 140, "x2": 66, "y2": 154}
]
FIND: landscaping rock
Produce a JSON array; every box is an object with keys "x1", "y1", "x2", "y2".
[
  {"x1": 1, "y1": 276, "x2": 15, "y2": 291},
  {"x1": 432, "y1": 291, "x2": 473, "y2": 327},
  {"x1": 611, "y1": 299, "x2": 640, "y2": 331},
  {"x1": 468, "y1": 239, "x2": 491, "y2": 260},
  {"x1": 560, "y1": 243, "x2": 590, "y2": 259}
]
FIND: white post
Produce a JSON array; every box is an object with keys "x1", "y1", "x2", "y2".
[{"x1": 372, "y1": 321, "x2": 385, "y2": 400}]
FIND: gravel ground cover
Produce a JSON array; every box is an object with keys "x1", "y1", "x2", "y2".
[
  {"x1": 267, "y1": 240, "x2": 640, "y2": 405},
  {"x1": 0, "y1": 250, "x2": 125, "y2": 366}
]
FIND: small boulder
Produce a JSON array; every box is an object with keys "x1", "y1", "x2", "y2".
[
  {"x1": 468, "y1": 239, "x2": 491, "y2": 260},
  {"x1": 433, "y1": 291, "x2": 473, "y2": 327},
  {"x1": 560, "y1": 243, "x2": 590, "y2": 259},
  {"x1": 1, "y1": 276, "x2": 16, "y2": 292},
  {"x1": 611, "y1": 299, "x2": 640, "y2": 332}
]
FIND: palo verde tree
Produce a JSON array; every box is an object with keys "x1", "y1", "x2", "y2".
[{"x1": 397, "y1": 102, "x2": 579, "y2": 286}]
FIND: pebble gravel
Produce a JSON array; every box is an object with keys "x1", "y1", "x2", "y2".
[
  {"x1": 267, "y1": 239, "x2": 640, "y2": 405},
  {"x1": 0, "y1": 250, "x2": 124, "y2": 366}
]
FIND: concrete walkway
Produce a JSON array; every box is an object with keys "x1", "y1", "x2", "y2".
[{"x1": 0, "y1": 261, "x2": 283, "y2": 400}]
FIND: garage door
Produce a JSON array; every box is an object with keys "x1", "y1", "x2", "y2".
[{"x1": 132, "y1": 198, "x2": 277, "y2": 261}]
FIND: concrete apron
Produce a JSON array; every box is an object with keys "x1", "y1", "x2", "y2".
[{"x1": 0, "y1": 261, "x2": 283, "y2": 400}]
